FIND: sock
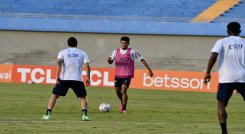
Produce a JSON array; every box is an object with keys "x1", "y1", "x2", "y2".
[
  {"x1": 82, "y1": 109, "x2": 87, "y2": 116},
  {"x1": 122, "y1": 105, "x2": 127, "y2": 111},
  {"x1": 220, "y1": 122, "x2": 227, "y2": 134},
  {"x1": 46, "y1": 109, "x2": 52, "y2": 116}
]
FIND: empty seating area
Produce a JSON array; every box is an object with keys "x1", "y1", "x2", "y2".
[
  {"x1": 1, "y1": 0, "x2": 245, "y2": 24},
  {"x1": 0, "y1": 0, "x2": 215, "y2": 19},
  {"x1": 214, "y1": 0, "x2": 245, "y2": 23},
  {"x1": 193, "y1": 0, "x2": 241, "y2": 22}
]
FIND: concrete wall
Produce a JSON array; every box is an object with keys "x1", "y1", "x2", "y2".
[{"x1": 0, "y1": 30, "x2": 221, "y2": 71}]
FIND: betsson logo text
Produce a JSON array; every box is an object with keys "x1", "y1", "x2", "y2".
[{"x1": 143, "y1": 73, "x2": 210, "y2": 90}]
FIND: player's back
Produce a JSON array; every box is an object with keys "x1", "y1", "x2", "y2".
[
  {"x1": 59, "y1": 48, "x2": 88, "y2": 81},
  {"x1": 217, "y1": 36, "x2": 245, "y2": 83}
]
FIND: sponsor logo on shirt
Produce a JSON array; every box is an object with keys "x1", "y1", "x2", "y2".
[
  {"x1": 68, "y1": 54, "x2": 79, "y2": 57},
  {"x1": 229, "y1": 44, "x2": 243, "y2": 49}
]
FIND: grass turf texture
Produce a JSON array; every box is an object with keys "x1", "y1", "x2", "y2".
[{"x1": 0, "y1": 83, "x2": 244, "y2": 134}]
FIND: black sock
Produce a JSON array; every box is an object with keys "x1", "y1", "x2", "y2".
[
  {"x1": 82, "y1": 109, "x2": 87, "y2": 116},
  {"x1": 220, "y1": 122, "x2": 227, "y2": 134},
  {"x1": 46, "y1": 109, "x2": 52, "y2": 116},
  {"x1": 122, "y1": 105, "x2": 126, "y2": 110}
]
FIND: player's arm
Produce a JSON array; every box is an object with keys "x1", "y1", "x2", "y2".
[
  {"x1": 84, "y1": 62, "x2": 91, "y2": 86},
  {"x1": 56, "y1": 58, "x2": 62, "y2": 84},
  {"x1": 134, "y1": 50, "x2": 153, "y2": 77},
  {"x1": 141, "y1": 59, "x2": 153, "y2": 77},
  {"x1": 204, "y1": 52, "x2": 218, "y2": 84},
  {"x1": 108, "y1": 50, "x2": 115, "y2": 64}
]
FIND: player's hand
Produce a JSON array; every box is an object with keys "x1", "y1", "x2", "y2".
[
  {"x1": 56, "y1": 77, "x2": 61, "y2": 84},
  {"x1": 204, "y1": 73, "x2": 211, "y2": 85},
  {"x1": 85, "y1": 79, "x2": 91, "y2": 86},
  {"x1": 149, "y1": 70, "x2": 153, "y2": 77},
  {"x1": 108, "y1": 57, "x2": 113, "y2": 64}
]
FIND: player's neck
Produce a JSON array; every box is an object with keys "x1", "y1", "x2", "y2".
[{"x1": 120, "y1": 48, "x2": 128, "y2": 50}]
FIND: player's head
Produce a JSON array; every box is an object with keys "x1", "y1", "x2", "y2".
[
  {"x1": 120, "y1": 36, "x2": 130, "y2": 50},
  {"x1": 121, "y1": 36, "x2": 130, "y2": 43},
  {"x1": 227, "y1": 22, "x2": 241, "y2": 36},
  {"x1": 68, "y1": 37, "x2": 77, "y2": 47}
]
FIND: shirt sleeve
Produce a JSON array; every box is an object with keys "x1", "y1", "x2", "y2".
[
  {"x1": 83, "y1": 52, "x2": 90, "y2": 64},
  {"x1": 57, "y1": 50, "x2": 63, "y2": 59},
  {"x1": 211, "y1": 39, "x2": 223, "y2": 54},
  {"x1": 131, "y1": 49, "x2": 144, "y2": 61},
  {"x1": 110, "y1": 50, "x2": 116, "y2": 60}
]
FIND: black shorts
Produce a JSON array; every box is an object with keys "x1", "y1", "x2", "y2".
[
  {"x1": 217, "y1": 83, "x2": 245, "y2": 104},
  {"x1": 114, "y1": 77, "x2": 131, "y2": 87},
  {"x1": 52, "y1": 80, "x2": 87, "y2": 97}
]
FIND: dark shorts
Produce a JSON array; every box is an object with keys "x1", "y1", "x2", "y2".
[
  {"x1": 217, "y1": 83, "x2": 245, "y2": 104},
  {"x1": 52, "y1": 80, "x2": 87, "y2": 97},
  {"x1": 114, "y1": 77, "x2": 131, "y2": 87}
]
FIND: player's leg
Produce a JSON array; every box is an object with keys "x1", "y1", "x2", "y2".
[
  {"x1": 47, "y1": 94, "x2": 59, "y2": 114},
  {"x1": 41, "y1": 94, "x2": 59, "y2": 120},
  {"x1": 71, "y1": 81, "x2": 90, "y2": 121},
  {"x1": 115, "y1": 86, "x2": 124, "y2": 112},
  {"x1": 115, "y1": 78, "x2": 123, "y2": 102},
  {"x1": 80, "y1": 96, "x2": 90, "y2": 121},
  {"x1": 121, "y1": 84, "x2": 128, "y2": 113},
  {"x1": 216, "y1": 83, "x2": 234, "y2": 134},
  {"x1": 115, "y1": 87, "x2": 123, "y2": 102},
  {"x1": 120, "y1": 78, "x2": 131, "y2": 113},
  {"x1": 217, "y1": 101, "x2": 228, "y2": 134},
  {"x1": 41, "y1": 81, "x2": 69, "y2": 120},
  {"x1": 114, "y1": 78, "x2": 123, "y2": 111},
  {"x1": 235, "y1": 83, "x2": 245, "y2": 101}
]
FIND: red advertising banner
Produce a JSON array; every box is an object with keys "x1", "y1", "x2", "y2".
[
  {"x1": 0, "y1": 64, "x2": 13, "y2": 83},
  {"x1": 12, "y1": 64, "x2": 57, "y2": 84},
  {"x1": 131, "y1": 70, "x2": 218, "y2": 93},
  {"x1": 0, "y1": 64, "x2": 219, "y2": 93}
]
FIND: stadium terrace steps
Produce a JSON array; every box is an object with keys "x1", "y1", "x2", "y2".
[
  {"x1": 214, "y1": 1, "x2": 245, "y2": 22},
  {"x1": 192, "y1": 0, "x2": 241, "y2": 22}
]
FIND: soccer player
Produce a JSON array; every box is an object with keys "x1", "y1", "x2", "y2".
[
  {"x1": 41, "y1": 37, "x2": 91, "y2": 121},
  {"x1": 108, "y1": 36, "x2": 153, "y2": 113},
  {"x1": 204, "y1": 22, "x2": 245, "y2": 134}
]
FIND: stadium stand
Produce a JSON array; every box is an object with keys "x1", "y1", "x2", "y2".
[
  {"x1": 2, "y1": 0, "x2": 244, "y2": 36},
  {"x1": 0, "y1": 0, "x2": 245, "y2": 71},
  {"x1": 214, "y1": 0, "x2": 245, "y2": 22},
  {"x1": 192, "y1": 0, "x2": 241, "y2": 22}
]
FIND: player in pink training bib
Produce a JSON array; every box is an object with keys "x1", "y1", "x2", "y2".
[{"x1": 108, "y1": 36, "x2": 153, "y2": 113}]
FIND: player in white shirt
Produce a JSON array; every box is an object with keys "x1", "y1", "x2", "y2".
[
  {"x1": 41, "y1": 37, "x2": 91, "y2": 121},
  {"x1": 204, "y1": 22, "x2": 245, "y2": 134},
  {"x1": 108, "y1": 36, "x2": 153, "y2": 113}
]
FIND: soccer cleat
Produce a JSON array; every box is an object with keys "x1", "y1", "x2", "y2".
[
  {"x1": 41, "y1": 115, "x2": 51, "y2": 120},
  {"x1": 120, "y1": 110, "x2": 126, "y2": 113},
  {"x1": 119, "y1": 104, "x2": 126, "y2": 113},
  {"x1": 119, "y1": 104, "x2": 123, "y2": 112},
  {"x1": 82, "y1": 115, "x2": 91, "y2": 121}
]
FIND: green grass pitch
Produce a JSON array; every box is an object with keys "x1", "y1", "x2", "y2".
[{"x1": 0, "y1": 83, "x2": 244, "y2": 134}]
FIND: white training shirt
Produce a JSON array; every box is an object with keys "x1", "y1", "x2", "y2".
[
  {"x1": 211, "y1": 36, "x2": 245, "y2": 83},
  {"x1": 57, "y1": 48, "x2": 89, "y2": 81},
  {"x1": 110, "y1": 48, "x2": 144, "y2": 61}
]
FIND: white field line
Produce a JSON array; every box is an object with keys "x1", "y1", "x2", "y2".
[{"x1": 0, "y1": 120, "x2": 216, "y2": 126}]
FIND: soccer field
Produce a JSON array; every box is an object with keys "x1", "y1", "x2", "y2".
[{"x1": 0, "y1": 83, "x2": 244, "y2": 134}]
